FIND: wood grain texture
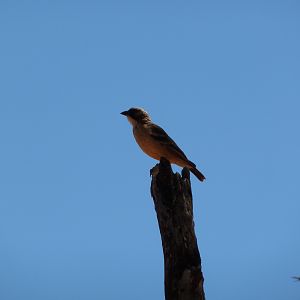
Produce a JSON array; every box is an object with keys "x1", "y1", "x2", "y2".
[{"x1": 150, "y1": 157, "x2": 205, "y2": 300}]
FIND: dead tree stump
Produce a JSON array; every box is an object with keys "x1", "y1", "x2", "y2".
[{"x1": 150, "y1": 157, "x2": 205, "y2": 300}]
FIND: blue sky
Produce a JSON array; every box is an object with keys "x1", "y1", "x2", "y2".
[{"x1": 0, "y1": 1, "x2": 299, "y2": 299}]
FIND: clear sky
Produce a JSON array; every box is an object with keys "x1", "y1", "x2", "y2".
[{"x1": 0, "y1": 1, "x2": 299, "y2": 299}]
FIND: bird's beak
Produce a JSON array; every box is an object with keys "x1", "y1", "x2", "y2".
[{"x1": 120, "y1": 110, "x2": 128, "y2": 116}]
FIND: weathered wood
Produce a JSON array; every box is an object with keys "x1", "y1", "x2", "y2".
[{"x1": 150, "y1": 157, "x2": 205, "y2": 300}]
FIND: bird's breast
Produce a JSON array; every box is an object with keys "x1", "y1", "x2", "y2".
[
  {"x1": 132, "y1": 124, "x2": 189, "y2": 167},
  {"x1": 133, "y1": 126, "x2": 162, "y2": 160}
]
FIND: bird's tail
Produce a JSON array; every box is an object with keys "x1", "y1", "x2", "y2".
[
  {"x1": 190, "y1": 166, "x2": 206, "y2": 182},
  {"x1": 189, "y1": 161, "x2": 205, "y2": 181}
]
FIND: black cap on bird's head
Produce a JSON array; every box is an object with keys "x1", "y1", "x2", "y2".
[{"x1": 121, "y1": 107, "x2": 151, "y2": 123}]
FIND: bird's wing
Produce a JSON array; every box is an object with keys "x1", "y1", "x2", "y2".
[{"x1": 148, "y1": 124, "x2": 190, "y2": 162}]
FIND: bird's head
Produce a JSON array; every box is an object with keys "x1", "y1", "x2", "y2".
[{"x1": 121, "y1": 107, "x2": 151, "y2": 126}]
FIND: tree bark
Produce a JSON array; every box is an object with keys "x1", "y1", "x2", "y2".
[{"x1": 150, "y1": 157, "x2": 205, "y2": 300}]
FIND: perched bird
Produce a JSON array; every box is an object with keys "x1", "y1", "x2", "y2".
[{"x1": 121, "y1": 107, "x2": 205, "y2": 182}]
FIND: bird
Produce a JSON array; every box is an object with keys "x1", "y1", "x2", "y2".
[
  {"x1": 292, "y1": 276, "x2": 300, "y2": 282},
  {"x1": 121, "y1": 107, "x2": 205, "y2": 182}
]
